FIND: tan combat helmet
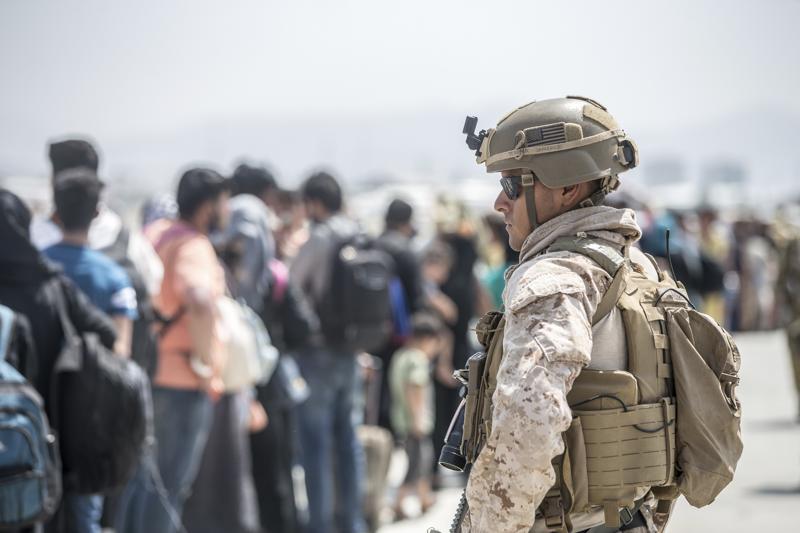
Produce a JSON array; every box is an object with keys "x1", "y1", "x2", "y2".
[{"x1": 463, "y1": 96, "x2": 639, "y2": 229}]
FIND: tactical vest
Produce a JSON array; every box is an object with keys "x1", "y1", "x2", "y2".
[{"x1": 461, "y1": 236, "x2": 742, "y2": 532}]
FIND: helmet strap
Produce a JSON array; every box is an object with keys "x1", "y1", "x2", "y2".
[
  {"x1": 522, "y1": 172, "x2": 538, "y2": 231},
  {"x1": 579, "y1": 189, "x2": 606, "y2": 208},
  {"x1": 578, "y1": 175, "x2": 620, "y2": 208}
]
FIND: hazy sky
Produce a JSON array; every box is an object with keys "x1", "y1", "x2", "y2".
[{"x1": 1, "y1": 0, "x2": 799, "y2": 182}]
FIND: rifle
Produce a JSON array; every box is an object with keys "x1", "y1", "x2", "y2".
[{"x1": 428, "y1": 489, "x2": 468, "y2": 533}]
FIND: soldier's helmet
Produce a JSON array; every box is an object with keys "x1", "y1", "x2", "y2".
[{"x1": 465, "y1": 96, "x2": 638, "y2": 195}]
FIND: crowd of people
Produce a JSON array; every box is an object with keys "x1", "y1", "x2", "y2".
[
  {"x1": 0, "y1": 135, "x2": 799, "y2": 533},
  {"x1": 614, "y1": 195, "x2": 793, "y2": 335}
]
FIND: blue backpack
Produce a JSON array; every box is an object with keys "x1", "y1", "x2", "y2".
[{"x1": 0, "y1": 304, "x2": 62, "y2": 527}]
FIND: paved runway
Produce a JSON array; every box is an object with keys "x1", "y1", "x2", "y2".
[{"x1": 380, "y1": 330, "x2": 800, "y2": 532}]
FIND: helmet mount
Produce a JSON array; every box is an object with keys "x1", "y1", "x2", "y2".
[{"x1": 463, "y1": 116, "x2": 488, "y2": 157}]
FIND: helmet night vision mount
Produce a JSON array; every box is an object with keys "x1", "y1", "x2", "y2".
[{"x1": 463, "y1": 116, "x2": 488, "y2": 157}]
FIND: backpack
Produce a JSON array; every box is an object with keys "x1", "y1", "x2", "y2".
[
  {"x1": 100, "y1": 227, "x2": 160, "y2": 378},
  {"x1": 374, "y1": 233, "x2": 416, "y2": 345},
  {"x1": 217, "y1": 295, "x2": 279, "y2": 392},
  {"x1": 0, "y1": 304, "x2": 62, "y2": 527},
  {"x1": 265, "y1": 258, "x2": 313, "y2": 350},
  {"x1": 460, "y1": 236, "x2": 743, "y2": 530},
  {"x1": 318, "y1": 233, "x2": 394, "y2": 354},
  {"x1": 388, "y1": 277, "x2": 411, "y2": 345},
  {"x1": 258, "y1": 260, "x2": 312, "y2": 407},
  {"x1": 51, "y1": 283, "x2": 150, "y2": 494}
]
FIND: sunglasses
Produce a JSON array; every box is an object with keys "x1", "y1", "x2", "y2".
[{"x1": 499, "y1": 173, "x2": 533, "y2": 200}]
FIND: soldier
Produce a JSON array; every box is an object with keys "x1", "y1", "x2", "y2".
[
  {"x1": 437, "y1": 97, "x2": 742, "y2": 533},
  {"x1": 774, "y1": 203, "x2": 800, "y2": 418},
  {"x1": 444, "y1": 97, "x2": 665, "y2": 533}
]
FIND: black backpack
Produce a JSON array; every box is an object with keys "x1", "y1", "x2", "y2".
[
  {"x1": 100, "y1": 228, "x2": 160, "y2": 378},
  {"x1": 318, "y1": 233, "x2": 394, "y2": 354},
  {"x1": 51, "y1": 281, "x2": 150, "y2": 494}
]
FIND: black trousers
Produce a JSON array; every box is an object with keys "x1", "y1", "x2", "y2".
[{"x1": 250, "y1": 398, "x2": 299, "y2": 533}]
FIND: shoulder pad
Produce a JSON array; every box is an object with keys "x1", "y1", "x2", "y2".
[
  {"x1": 547, "y1": 236, "x2": 626, "y2": 276},
  {"x1": 506, "y1": 257, "x2": 589, "y2": 313}
]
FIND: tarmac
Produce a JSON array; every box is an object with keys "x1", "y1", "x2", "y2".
[{"x1": 379, "y1": 330, "x2": 800, "y2": 532}]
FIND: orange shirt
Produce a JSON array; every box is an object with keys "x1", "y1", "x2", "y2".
[{"x1": 145, "y1": 219, "x2": 226, "y2": 390}]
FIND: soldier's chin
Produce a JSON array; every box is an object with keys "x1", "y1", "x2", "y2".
[{"x1": 508, "y1": 234, "x2": 523, "y2": 252}]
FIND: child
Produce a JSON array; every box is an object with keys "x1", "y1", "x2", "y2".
[{"x1": 389, "y1": 312, "x2": 443, "y2": 519}]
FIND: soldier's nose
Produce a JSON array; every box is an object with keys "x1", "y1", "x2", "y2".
[{"x1": 494, "y1": 191, "x2": 510, "y2": 213}]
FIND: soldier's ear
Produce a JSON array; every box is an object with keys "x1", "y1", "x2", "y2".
[{"x1": 560, "y1": 183, "x2": 583, "y2": 209}]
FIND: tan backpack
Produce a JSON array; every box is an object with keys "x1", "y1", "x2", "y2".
[{"x1": 462, "y1": 236, "x2": 743, "y2": 531}]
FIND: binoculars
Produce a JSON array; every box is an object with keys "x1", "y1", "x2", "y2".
[
  {"x1": 438, "y1": 351, "x2": 487, "y2": 472},
  {"x1": 439, "y1": 399, "x2": 468, "y2": 472}
]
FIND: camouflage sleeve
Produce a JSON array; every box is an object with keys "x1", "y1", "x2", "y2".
[
  {"x1": 781, "y1": 239, "x2": 800, "y2": 315},
  {"x1": 464, "y1": 255, "x2": 608, "y2": 532}
]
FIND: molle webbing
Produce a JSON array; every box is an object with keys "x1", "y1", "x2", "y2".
[
  {"x1": 462, "y1": 312, "x2": 505, "y2": 464},
  {"x1": 577, "y1": 399, "x2": 676, "y2": 497},
  {"x1": 543, "y1": 236, "x2": 679, "y2": 528},
  {"x1": 619, "y1": 281, "x2": 674, "y2": 403}
]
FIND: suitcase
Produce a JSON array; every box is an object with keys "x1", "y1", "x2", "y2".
[
  {"x1": 357, "y1": 354, "x2": 394, "y2": 531},
  {"x1": 357, "y1": 424, "x2": 393, "y2": 532}
]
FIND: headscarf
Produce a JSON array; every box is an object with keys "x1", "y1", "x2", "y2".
[
  {"x1": 0, "y1": 189, "x2": 58, "y2": 283},
  {"x1": 214, "y1": 194, "x2": 275, "y2": 311},
  {"x1": 141, "y1": 193, "x2": 178, "y2": 228}
]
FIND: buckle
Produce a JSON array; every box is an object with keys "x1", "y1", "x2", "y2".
[
  {"x1": 619, "y1": 506, "x2": 634, "y2": 526},
  {"x1": 542, "y1": 496, "x2": 565, "y2": 529},
  {"x1": 521, "y1": 172, "x2": 536, "y2": 186}
]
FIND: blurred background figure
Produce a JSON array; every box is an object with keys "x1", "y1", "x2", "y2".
[
  {"x1": 374, "y1": 198, "x2": 423, "y2": 434},
  {"x1": 389, "y1": 312, "x2": 443, "y2": 520},
  {"x1": 290, "y1": 171, "x2": 367, "y2": 533},
  {"x1": 0, "y1": 188, "x2": 118, "y2": 533},
  {"x1": 130, "y1": 169, "x2": 230, "y2": 533},
  {"x1": 697, "y1": 205, "x2": 730, "y2": 323},
  {"x1": 34, "y1": 138, "x2": 163, "y2": 299},
  {"x1": 213, "y1": 168, "x2": 311, "y2": 533},
  {"x1": 418, "y1": 240, "x2": 459, "y2": 394},
  {"x1": 775, "y1": 201, "x2": 800, "y2": 418},
  {"x1": 480, "y1": 213, "x2": 519, "y2": 311},
  {"x1": 46, "y1": 170, "x2": 140, "y2": 533},
  {"x1": 429, "y1": 198, "x2": 484, "y2": 487},
  {"x1": 182, "y1": 189, "x2": 272, "y2": 533},
  {"x1": 273, "y1": 188, "x2": 309, "y2": 264},
  {"x1": 141, "y1": 193, "x2": 178, "y2": 229}
]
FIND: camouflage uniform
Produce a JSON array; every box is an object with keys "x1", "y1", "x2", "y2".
[
  {"x1": 463, "y1": 206, "x2": 656, "y2": 533},
  {"x1": 777, "y1": 232, "x2": 800, "y2": 408}
]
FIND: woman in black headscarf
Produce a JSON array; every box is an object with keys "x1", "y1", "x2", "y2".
[
  {"x1": 0, "y1": 188, "x2": 115, "y2": 412},
  {"x1": 206, "y1": 193, "x2": 311, "y2": 533}
]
